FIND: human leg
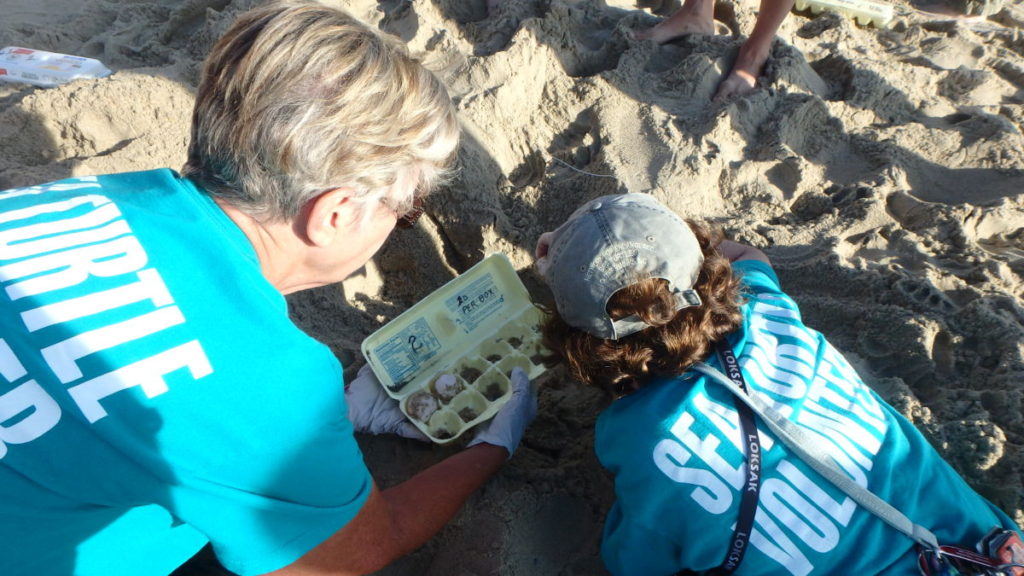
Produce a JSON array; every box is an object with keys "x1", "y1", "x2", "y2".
[
  {"x1": 713, "y1": 0, "x2": 795, "y2": 101},
  {"x1": 633, "y1": 0, "x2": 716, "y2": 43}
]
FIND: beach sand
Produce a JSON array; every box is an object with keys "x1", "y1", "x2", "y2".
[{"x1": 2, "y1": 0, "x2": 1022, "y2": 573}]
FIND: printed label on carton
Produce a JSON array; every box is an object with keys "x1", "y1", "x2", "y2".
[
  {"x1": 373, "y1": 317, "x2": 442, "y2": 390},
  {"x1": 0, "y1": 46, "x2": 112, "y2": 87},
  {"x1": 445, "y1": 273, "x2": 506, "y2": 333}
]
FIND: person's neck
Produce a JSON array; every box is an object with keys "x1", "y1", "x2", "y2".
[{"x1": 214, "y1": 198, "x2": 321, "y2": 294}]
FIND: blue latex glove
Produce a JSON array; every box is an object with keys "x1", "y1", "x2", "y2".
[
  {"x1": 467, "y1": 367, "x2": 538, "y2": 457},
  {"x1": 346, "y1": 364, "x2": 428, "y2": 441}
]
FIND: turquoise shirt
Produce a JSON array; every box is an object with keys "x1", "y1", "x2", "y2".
[
  {"x1": 596, "y1": 260, "x2": 1019, "y2": 575},
  {"x1": 0, "y1": 169, "x2": 371, "y2": 576}
]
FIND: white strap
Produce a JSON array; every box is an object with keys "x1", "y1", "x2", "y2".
[{"x1": 693, "y1": 361, "x2": 940, "y2": 550}]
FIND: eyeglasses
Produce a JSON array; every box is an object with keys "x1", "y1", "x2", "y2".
[{"x1": 395, "y1": 197, "x2": 425, "y2": 229}]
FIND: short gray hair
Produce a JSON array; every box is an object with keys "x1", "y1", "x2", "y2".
[{"x1": 182, "y1": 0, "x2": 459, "y2": 221}]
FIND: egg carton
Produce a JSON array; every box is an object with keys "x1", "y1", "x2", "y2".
[
  {"x1": 362, "y1": 254, "x2": 550, "y2": 444},
  {"x1": 793, "y1": 0, "x2": 893, "y2": 27}
]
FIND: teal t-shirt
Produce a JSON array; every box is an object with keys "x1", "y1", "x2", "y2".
[
  {"x1": 0, "y1": 169, "x2": 372, "y2": 576},
  {"x1": 595, "y1": 260, "x2": 1019, "y2": 576}
]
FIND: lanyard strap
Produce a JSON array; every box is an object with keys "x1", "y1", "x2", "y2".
[
  {"x1": 709, "y1": 342, "x2": 762, "y2": 575},
  {"x1": 691, "y1": 360, "x2": 940, "y2": 551}
]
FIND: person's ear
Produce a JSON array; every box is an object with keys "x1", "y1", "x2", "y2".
[
  {"x1": 305, "y1": 187, "x2": 361, "y2": 247},
  {"x1": 535, "y1": 232, "x2": 554, "y2": 259}
]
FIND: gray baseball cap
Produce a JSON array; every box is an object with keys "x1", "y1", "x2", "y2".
[{"x1": 538, "y1": 193, "x2": 703, "y2": 340}]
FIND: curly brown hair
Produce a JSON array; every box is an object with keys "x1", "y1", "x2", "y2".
[{"x1": 541, "y1": 220, "x2": 744, "y2": 398}]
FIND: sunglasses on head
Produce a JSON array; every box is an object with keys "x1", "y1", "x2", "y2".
[{"x1": 396, "y1": 197, "x2": 425, "y2": 229}]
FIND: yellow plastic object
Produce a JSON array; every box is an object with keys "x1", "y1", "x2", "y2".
[
  {"x1": 361, "y1": 253, "x2": 549, "y2": 444},
  {"x1": 794, "y1": 0, "x2": 894, "y2": 26}
]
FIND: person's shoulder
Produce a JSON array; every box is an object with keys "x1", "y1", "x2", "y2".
[
  {"x1": 595, "y1": 376, "x2": 691, "y2": 456},
  {"x1": 94, "y1": 167, "x2": 181, "y2": 187},
  {"x1": 733, "y1": 259, "x2": 781, "y2": 293}
]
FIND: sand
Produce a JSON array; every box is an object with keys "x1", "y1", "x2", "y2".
[{"x1": 2, "y1": 0, "x2": 1023, "y2": 573}]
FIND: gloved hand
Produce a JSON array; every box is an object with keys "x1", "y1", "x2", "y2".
[
  {"x1": 467, "y1": 367, "x2": 538, "y2": 458},
  {"x1": 346, "y1": 364, "x2": 428, "y2": 441}
]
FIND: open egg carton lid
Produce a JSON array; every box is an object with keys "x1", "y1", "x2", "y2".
[{"x1": 361, "y1": 253, "x2": 550, "y2": 444}]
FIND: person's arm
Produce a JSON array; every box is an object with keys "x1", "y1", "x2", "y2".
[
  {"x1": 271, "y1": 444, "x2": 507, "y2": 576},
  {"x1": 270, "y1": 367, "x2": 536, "y2": 575},
  {"x1": 717, "y1": 239, "x2": 771, "y2": 265}
]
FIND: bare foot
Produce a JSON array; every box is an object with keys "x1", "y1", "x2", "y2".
[
  {"x1": 712, "y1": 39, "x2": 770, "y2": 101},
  {"x1": 632, "y1": 8, "x2": 715, "y2": 43},
  {"x1": 712, "y1": 69, "x2": 758, "y2": 102}
]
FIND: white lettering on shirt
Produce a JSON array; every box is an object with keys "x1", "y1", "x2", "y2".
[
  {"x1": 648, "y1": 290, "x2": 889, "y2": 575},
  {"x1": 0, "y1": 182, "x2": 213, "y2": 458},
  {"x1": 2, "y1": 235, "x2": 148, "y2": 301},
  {"x1": 653, "y1": 432, "x2": 733, "y2": 514},
  {"x1": 751, "y1": 506, "x2": 815, "y2": 576},
  {"x1": 20, "y1": 268, "x2": 173, "y2": 332},
  {"x1": 0, "y1": 177, "x2": 101, "y2": 201},
  {"x1": 0, "y1": 197, "x2": 123, "y2": 258},
  {"x1": 68, "y1": 340, "x2": 212, "y2": 423},
  {"x1": 0, "y1": 339, "x2": 62, "y2": 458},
  {"x1": 671, "y1": 410, "x2": 745, "y2": 492},
  {"x1": 41, "y1": 307, "x2": 186, "y2": 384}
]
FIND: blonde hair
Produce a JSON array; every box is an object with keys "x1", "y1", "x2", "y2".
[
  {"x1": 182, "y1": 0, "x2": 459, "y2": 221},
  {"x1": 542, "y1": 221, "x2": 745, "y2": 398}
]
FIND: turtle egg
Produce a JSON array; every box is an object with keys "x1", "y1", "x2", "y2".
[
  {"x1": 432, "y1": 374, "x2": 463, "y2": 402},
  {"x1": 406, "y1": 391, "x2": 439, "y2": 422}
]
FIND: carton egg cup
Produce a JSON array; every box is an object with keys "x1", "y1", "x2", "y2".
[{"x1": 361, "y1": 254, "x2": 550, "y2": 444}]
